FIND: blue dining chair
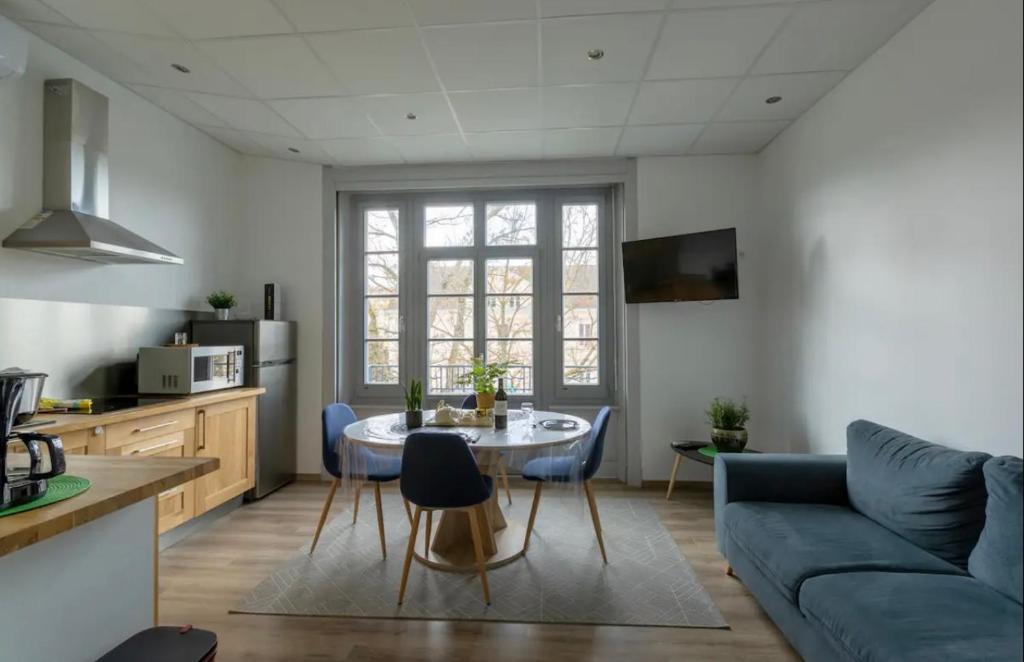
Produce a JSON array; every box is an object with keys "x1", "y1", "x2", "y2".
[
  {"x1": 461, "y1": 393, "x2": 513, "y2": 505},
  {"x1": 521, "y1": 406, "x2": 611, "y2": 563},
  {"x1": 310, "y1": 403, "x2": 410, "y2": 558},
  {"x1": 398, "y1": 432, "x2": 493, "y2": 605}
]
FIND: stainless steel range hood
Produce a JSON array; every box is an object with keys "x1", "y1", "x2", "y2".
[{"x1": 3, "y1": 79, "x2": 183, "y2": 265}]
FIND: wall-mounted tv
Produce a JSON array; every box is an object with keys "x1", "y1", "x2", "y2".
[{"x1": 622, "y1": 228, "x2": 739, "y2": 304}]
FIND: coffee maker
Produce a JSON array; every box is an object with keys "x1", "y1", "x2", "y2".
[{"x1": 1, "y1": 371, "x2": 65, "y2": 511}]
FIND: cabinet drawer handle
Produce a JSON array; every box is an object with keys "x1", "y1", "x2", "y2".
[
  {"x1": 130, "y1": 439, "x2": 182, "y2": 455},
  {"x1": 133, "y1": 420, "x2": 178, "y2": 434}
]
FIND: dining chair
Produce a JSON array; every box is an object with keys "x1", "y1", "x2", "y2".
[
  {"x1": 521, "y1": 406, "x2": 611, "y2": 563},
  {"x1": 398, "y1": 432, "x2": 493, "y2": 605},
  {"x1": 310, "y1": 403, "x2": 410, "y2": 558},
  {"x1": 461, "y1": 393, "x2": 513, "y2": 505}
]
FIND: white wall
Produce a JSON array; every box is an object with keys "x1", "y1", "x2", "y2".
[
  {"x1": 756, "y1": 0, "x2": 1023, "y2": 456},
  {"x1": 0, "y1": 27, "x2": 241, "y2": 310}
]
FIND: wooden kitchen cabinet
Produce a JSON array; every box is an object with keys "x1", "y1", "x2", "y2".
[
  {"x1": 193, "y1": 397, "x2": 256, "y2": 516},
  {"x1": 106, "y1": 430, "x2": 195, "y2": 533}
]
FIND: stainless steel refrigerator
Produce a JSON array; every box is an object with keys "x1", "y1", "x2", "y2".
[{"x1": 191, "y1": 319, "x2": 297, "y2": 499}]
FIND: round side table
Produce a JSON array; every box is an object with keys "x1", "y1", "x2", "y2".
[{"x1": 665, "y1": 441, "x2": 759, "y2": 500}]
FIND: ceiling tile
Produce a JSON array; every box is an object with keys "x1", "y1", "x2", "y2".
[
  {"x1": 388, "y1": 134, "x2": 472, "y2": 163},
  {"x1": 617, "y1": 124, "x2": 703, "y2": 155},
  {"x1": 541, "y1": 14, "x2": 662, "y2": 85},
  {"x1": 688, "y1": 120, "x2": 788, "y2": 154},
  {"x1": 40, "y1": 0, "x2": 175, "y2": 36},
  {"x1": 422, "y1": 22, "x2": 538, "y2": 90},
  {"x1": 91, "y1": 31, "x2": 252, "y2": 96},
  {"x1": 0, "y1": 0, "x2": 73, "y2": 24},
  {"x1": 647, "y1": 6, "x2": 791, "y2": 79},
  {"x1": 129, "y1": 84, "x2": 229, "y2": 128},
  {"x1": 466, "y1": 131, "x2": 544, "y2": 160},
  {"x1": 541, "y1": 84, "x2": 635, "y2": 128},
  {"x1": 448, "y1": 88, "x2": 541, "y2": 133},
  {"x1": 307, "y1": 28, "x2": 438, "y2": 95},
  {"x1": 196, "y1": 36, "x2": 339, "y2": 99},
  {"x1": 246, "y1": 133, "x2": 332, "y2": 163},
  {"x1": 541, "y1": 0, "x2": 670, "y2": 18},
  {"x1": 187, "y1": 93, "x2": 301, "y2": 136},
  {"x1": 715, "y1": 71, "x2": 846, "y2": 122},
  {"x1": 19, "y1": 23, "x2": 149, "y2": 82},
  {"x1": 197, "y1": 126, "x2": 263, "y2": 153},
  {"x1": 358, "y1": 93, "x2": 458, "y2": 135},
  {"x1": 752, "y1": 0, "x2": 933, "y2": 75},
  {"x1": 543, "y1": 127, "x2": 621, "y2": 158},
  {"x1": 143, "y1": 0, "x2": 293, "y2": 40},
  {"x1": 673, "y1": 0, "x2": 791, "y2": 7},
  {"x1": 628, "y1": 78, "x2": 737, "y2": 125},
  {"x1": 323, "y1": 137, "x2": 404, "y2": 164},
  {"x1": 408, "y1": 0, "x2": 536, "y2": 26},
  {"x1": 268, "y1": 97, "x2": 378, "y2": 138},
  {"x1": 272, "y1": 0, "x2": 412, "y2": 32}
]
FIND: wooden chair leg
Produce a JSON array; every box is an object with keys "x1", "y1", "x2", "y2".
[
  {"x1": 584, "y1": 480, "x2": 608, "y2": 563},
  {"x1": 666, "y1": 454, "x2": 683, "y2": 500},
  {"x1": 373, "y1": 482, "x2": 387, "y2": 559},
  {"x1": 403, "y1": 497, "x2": 413, "y2": 525},
  {"x1": 424, "y1": 510, "x2": 433, "y2": 556},
  {"x1": 352, "y1": 482, "x2": 362, "y2": 524},
  {"x1": 398, "y1": 507, "x2": 422, "y2": 605},
  {"x1": 467, "y1": 505, "x2": 492, "y2": 605},
  {"x1": 498, "y1": 456, "x2": 512, "y2": 505},
  {"x1": 524, "y1": 481, "x2": 543, "y2": 551},
  {"x1": 309, "y1": 477, "x2": 339, "y2": 555}
]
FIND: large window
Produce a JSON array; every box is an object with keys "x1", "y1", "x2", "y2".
[{"x1": 350, "y1": 188, "x2": 612, "y2": 404}]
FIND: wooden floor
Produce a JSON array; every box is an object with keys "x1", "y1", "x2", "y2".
[{"x1": 160, "y1": 481, "x2": 798, "y2": 662}]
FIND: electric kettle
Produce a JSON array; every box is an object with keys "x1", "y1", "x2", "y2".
[{"x1": 1, "y1": 370, "x2": 65, "y2": 511}]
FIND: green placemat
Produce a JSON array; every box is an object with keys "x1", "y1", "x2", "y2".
[
  {"x1": 0, "y1": 475, "x2": 91, "y2": 517},
  {"x1": 698, "y1": 446, "x2": 718, "y2": 459}
]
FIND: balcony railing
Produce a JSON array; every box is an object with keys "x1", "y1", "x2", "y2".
[{"x1": 367, "y1": 363, "x2": 598, "y2": 391}]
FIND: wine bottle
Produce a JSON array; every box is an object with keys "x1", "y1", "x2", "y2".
[{"x1": 494, "y1": 378, "x2": 508, "y2": 430}]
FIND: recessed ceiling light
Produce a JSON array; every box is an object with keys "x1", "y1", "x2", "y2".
[
  {"x1": 586, "y1": 48, "x2": 605, "y2": 61},
  {"x1": 765, "y1": 95, "x2": 782, "y2": 104},
  {"x1": 287, "y1": 147, "x2": 301, "y2": 154},
  {"x1": 170, "y1": 63, "x2": 191, "y2": 74},
  {"x1": 406, "y1": 112, "x2": 417, "y2": 120}
]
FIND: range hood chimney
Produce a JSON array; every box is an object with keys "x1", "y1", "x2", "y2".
[{"x1": 3, "y1": 79, "x2": 183, "y2": 265}]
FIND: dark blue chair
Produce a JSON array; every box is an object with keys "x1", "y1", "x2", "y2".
[
  {"x1": 398, "y1": 432, "x2": 493, "y2": 605},
  {"x1": 310, "y1": 403, "x2": 409, "y2": 558},
  {"x1": 461, "y1": 393, "x2": 513, "y2": 505},
  {"x1": 521, "y1": 406, "x2": 611, "y2": 562}
]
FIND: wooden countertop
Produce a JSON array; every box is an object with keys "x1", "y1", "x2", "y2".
[
  {"x1": 19, "y1": 387, "x2": 266, "y2": 435},
  {"x1": 0, "y1": 455, "x2": 219, "y2": 557}
]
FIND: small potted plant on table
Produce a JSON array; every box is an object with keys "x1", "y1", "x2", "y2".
[
  {"x1": 455, "y1": 356, "x2": 508, "y2": 410},
  {"x1": 404, "y1": 379, "x2": 423, "y2": 429},
  {"x1": 705, "y1": 397, "x2": 750, "y2": 452},
  {"x1": 207, "y1": 290, "x2": 237, "y2": 321}
]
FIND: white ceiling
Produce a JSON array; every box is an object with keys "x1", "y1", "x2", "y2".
[{"x1": 1, "y1": 0, "x2": 934, "y2": 166}]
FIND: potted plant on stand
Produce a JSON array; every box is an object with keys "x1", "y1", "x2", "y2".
[
  {"x1": 705, "y1": 397, "x2": 750, "y2": 453},
  {"x1": 207, "y1": 290, "x2": 237, "y2": 321},
  {"x1": 455, "y1": 356, "x2": 508, "y2": 410},
  {"x1": 404, "y1": 379, "x2": 423, "y2": 429}
]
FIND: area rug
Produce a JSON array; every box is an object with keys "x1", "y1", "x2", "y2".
[{"x1": 233, "y1": 493, "x2": 728, "y2": 629}]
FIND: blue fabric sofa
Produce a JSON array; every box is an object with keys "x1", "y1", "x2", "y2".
[{"x1": 714, "y1": 420, "x2": 1023, "y2": 662}]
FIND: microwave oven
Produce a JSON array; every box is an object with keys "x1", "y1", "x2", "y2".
[{"x1": 137, "y1": 345, "x2": 244, "y2": 395}]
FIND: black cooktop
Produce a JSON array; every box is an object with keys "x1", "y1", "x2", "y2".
[{"x1": 65, "y1": 396, "x2": 172, "y2": 414}]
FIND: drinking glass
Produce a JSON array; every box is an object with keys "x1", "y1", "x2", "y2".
[{"x1": 521, "y1": 401, "x2": 534, "y2": 427}]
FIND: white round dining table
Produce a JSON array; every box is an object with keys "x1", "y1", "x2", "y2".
[{"x1": 344, "y1": 410, "x2": 591, "y2": 572}]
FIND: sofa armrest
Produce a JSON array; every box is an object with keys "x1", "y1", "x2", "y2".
[{"x1": 714, "y1": 454, "x2": 848, "y2": 555}]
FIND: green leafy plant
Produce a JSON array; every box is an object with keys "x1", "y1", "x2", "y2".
[
  {"x1": 206, "y1": 290, "x2": 237, "y2": 310},
  {"x1": 705, "y1": 397, "x2": 750, "y2": 431},
  {"x1": 403, "y1": 379, "x2": 423, "y2": 411},
  {"x1": 455, "y1": 355, "x2": 509, "y2": 394}
]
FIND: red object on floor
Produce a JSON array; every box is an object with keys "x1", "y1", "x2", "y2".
[{"x1": 96, "y1": 626, "x2": 217, "y2": 662}]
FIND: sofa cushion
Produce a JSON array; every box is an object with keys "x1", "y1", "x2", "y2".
[
  {"x1": 800, "y1": 572, "x2": 1024, "y2": 662},
  {"x1": 721, "y1": 501, "x2": 962, "y2": 603},
  {"x1": 969, "y1": 456, "x2": 1024, "y2": 604},
  {"x1": 846, "y1": 420, "x2": 990, "y2": 567}
]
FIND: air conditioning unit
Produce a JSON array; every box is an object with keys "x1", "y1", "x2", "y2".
[{"x1": 0, "y1": 16, "x2": 29, "y2": 80}]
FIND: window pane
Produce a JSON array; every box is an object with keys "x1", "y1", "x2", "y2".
[
  {"x1": 429, "y1": 340, "x2": 474, "y2": 394},
  {"x1": 562, "y1": 294, "x2": 598, "y2": 339},
  {"x1": 366, "y1": 297, "x2": 399, "y2": 339},
  {"x1": 366, "y1": 253, "x2": 399, "y2": 295},
  {"x1": 486, "y1": 340, "x2": 533, "y2": 394},
  {"x1": 365, "y1": 209, "x2": 399, "y2": 252},
  {"x1": 425, "y1": 205, "x2": 474, "y2": 247},
  {"x1": 428, "y1": 297, "x2": 474, "y2": 339},
  {"x1": 366, "y1": 341, "x2": 399, "y2": 384},
  {"x1": 486, "y1": 295, "x2": 533, "y2": 338},
  {"x1": 562, "y1": 250, "x2": 598, "y2": 293},
  {"x1": 563, "y1": 340, "x2": 598, "y2": 385},
  {"x1": 486, "y1": 203, "x2": 536, "y2": 246},
  {"x1": 428, "y1": 259, "x2": 473, "y2": 295},
  {"x1": 562, "y1": 204, "x2": 598, "y2": 248},
  {"x1": 486, "y1": 258, "x2": 533, "y2": 294}
]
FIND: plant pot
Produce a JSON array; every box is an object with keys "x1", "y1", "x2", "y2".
[
  {"x1": 711, "y1": 427, "x2": 748, "y2": 453},
  {"x1": 214, "y1": 308, "x2": 231, "y2": 321},
  {"x1": 405, "y1": 410, "x2": 423, "y2": 429},
  {"x1": 475, "y1": 392, "x2": 495, "y2": 410}
]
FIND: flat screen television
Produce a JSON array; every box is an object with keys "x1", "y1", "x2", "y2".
[{"x1": 622, "y1": 228, "x2": 739, "y2": 303}]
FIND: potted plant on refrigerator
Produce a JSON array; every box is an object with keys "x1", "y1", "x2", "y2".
[
  {"x1": 705, "y1": 397, "x2": 750, "y2": 452},
  {"x1": 404, "y1": 379, "x2": 423, "y2": 429},
  {"x1": 207, "y1": 290, "x2": 237, "y2": 321},
  {"x1": 455, "y1": 356, "x2": 508, "y2": 410}
]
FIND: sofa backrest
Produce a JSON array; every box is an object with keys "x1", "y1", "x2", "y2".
[
  {"x1": 846, "y1": 420, "x2": 990, "y2": 568},
  {"x1": 968, "y1": 456, "x2": 1023, "y2": 604}
]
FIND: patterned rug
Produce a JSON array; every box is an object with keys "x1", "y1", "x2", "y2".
[{"x1": 233, "y1": 492, "x2": 727, "y2": 629}]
